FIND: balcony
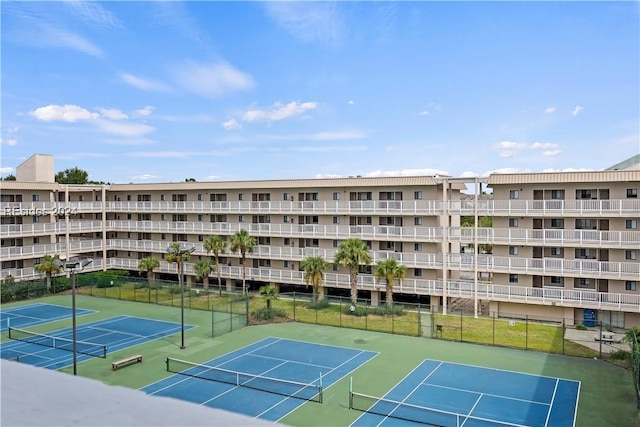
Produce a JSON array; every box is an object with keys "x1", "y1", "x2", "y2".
[
  {"x1": 451, "y1": 199, "x2": 640, "y2": 217},
  {"x1": 449, "y1": 227, "x2": 640, "y2": 249}
]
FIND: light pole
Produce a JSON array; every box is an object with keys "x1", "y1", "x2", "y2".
[
  {"x1": 167, "y1": 245, "x2": 195, "y2": 349},
  {"x1": 55, "y1": 256, "x2": 93, "y2": 375}
]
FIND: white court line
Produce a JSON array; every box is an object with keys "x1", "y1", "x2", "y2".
[
  {"x1": 544, "y1": 378, "x2": 560, "y2": 427},
  {"x1": 421, "y1": 382, "x2": 553, "y2": 406}
]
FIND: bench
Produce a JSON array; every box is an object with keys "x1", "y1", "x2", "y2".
[
  {"x1": 112, "y1": 354, "x2": 143, "y2": 371},
  {"x1": 595, "y1": 332, "x2": 621, "y2": 343}
]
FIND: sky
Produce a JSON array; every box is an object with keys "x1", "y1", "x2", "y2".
[{"x1": 1, "y1": 1, "x2": 639, "y2": 183}]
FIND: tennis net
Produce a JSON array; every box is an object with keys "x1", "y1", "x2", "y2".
[
  {"x1": 349, "y1": 391, "x2": 528, "y2": 427},
  {"x1": 166, "y1": 357, "x2": 323, "y2": 403},
  {"x1": 8, "y1": 327, "x2": 107, "y2": 358}
]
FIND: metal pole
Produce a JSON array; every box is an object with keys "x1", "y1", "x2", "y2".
[
  {"x1": 71, "y1": 269, "x2": 77, "y2": 375},
  {"x1": 180, "y1": 260, "x2": 185, "y2": 349}
]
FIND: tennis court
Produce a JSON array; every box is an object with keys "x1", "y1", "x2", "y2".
[
  {"x1": 142, "y1": 337, "x2": 378, "y2": 422},
  {"x1": 0, "y1": 303, "x2": 95, "y2": 332},
  {"x1": 0, "y1": 315, "x2": 195, "y2": 370},
  {"x1": 351, "y1": 359, "x2": 580, "y2": 427}
]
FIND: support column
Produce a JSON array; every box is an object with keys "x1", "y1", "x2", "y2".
[
  {"x1": 370, "y1": 290, "x2": 380, "y2": 307},
  {"x1": 225, "y1": 278, "x2": 235, "y2": 292}
]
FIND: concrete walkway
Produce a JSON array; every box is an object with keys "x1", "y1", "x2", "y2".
[{"x1": 564, "y1": 328, "x2": 629, "y2": 354}]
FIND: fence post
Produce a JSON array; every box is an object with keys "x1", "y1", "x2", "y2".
[
  {"x1": 293, "y1": 292, "x2": 296, "y2": 320},
  {"x1": 492, "y1": 314, "x2": 496, "y2": 346},
  {"x1": 460, "y1": 310, "x2": 463, "y2": 342},
  {"x1": 562, "y1": 318, "x2": 565, "y2": 355},
  {"x1": 525, "y1": 315, "x2": 529, "y2": 351},
  {"x1": 599, "y1": 321, "x2": 603, "y2": 358}
]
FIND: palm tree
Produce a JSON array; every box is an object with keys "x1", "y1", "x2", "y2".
[
  {"x1": 375, "y1": 258, "x2": 407, "y2": 307},
  {"x1": 166, "y1": 243, "x2": 195, "y2": 287},
  {"x1": 138, "y1": 257, "x2": 160, "y2": 301},
  {"x1": 334, "y1": 238, "x2": 372, "y2": 306},
  {"x1": 300, "y1": 256, "x2": 329, "y2": 303},
  {"x1": 35, "y1": 254, "x2": 62, "y2": 292},
  {"x1": 259, "y1": 283, "x2": 279, "y2": 310},
  {"x1": 194, "y1": 259, "x2": 214, "y2": 292},
  {"x1": 229, "y1": 229, "x2": 256, "y2": 295},
  {"x1": 204, "y1": 235, "x2": 227, "y2": 295}
]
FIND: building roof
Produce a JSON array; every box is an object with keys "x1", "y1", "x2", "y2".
[{"x1": 487, "y1": 169, "x2": 640, "y2": 185}]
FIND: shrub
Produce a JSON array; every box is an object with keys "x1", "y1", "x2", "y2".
[
  {"x1": 252, "y1": 307, "x2": 288, "y2": 321},
  {"x1": 167, "y1": 285, "x2": 181, "y2": 295},
  {"x1": 575, "y1": 324, "x2": 588, "y2": 331},
  {"x1": 133, "y1": 282, "x2": 148, "y2": 290},
  {"x1": 307, "y1": 299, "x2": 330, "y2": 310},
  {"x1": 344, "y1": 305, "x2": 368, "y2": 317},
  {"x1": 609, "y1": 350, "x2": 631, "y2": 361}
]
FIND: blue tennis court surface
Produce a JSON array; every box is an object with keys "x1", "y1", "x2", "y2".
[
  {"x1": 351, "y1": 360, "x2": 580, "y2": 427},
  {"x1": 0, "y1": 315, "x2": 195, "y2": 370},
  {"x1": 142, "y1": 337, "x2": 378, "y2": 422},
  {"x1": 0, "y1": 303, "x2": 95, "y2": 332}
]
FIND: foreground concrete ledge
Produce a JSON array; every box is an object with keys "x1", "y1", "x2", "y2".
[{"x1": 1, "y1": 360, "x2": 280, "y2": 427}]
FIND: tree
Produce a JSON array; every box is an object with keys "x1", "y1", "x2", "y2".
[
  {"x1": 1, "y1": 174, "x2": 16, "y2": 181},
  {"x1": 55, "y1": 167, "x2": 90, "y2": 184},
  {"x1": 166, "y1": 243, "x2": 195, "y2": 288},
  {"x1": 300, "y1": 256, "x2": 329, "y2": 303},
  {"x1": 138, "y1": 257, "x2": 160, "y2": 301},
  {"x1": 375, "y1": 258, "x2": 407, "y2": 307},
  {"x1": 203, "y1": 235, "x2": 226, "y2": 295},
  {"x1": 194, "y1": 259, "x2": 214, "y2": 292},
  {"x1": 259, "y1": 284, "x2": 279, "y2": 310},
  {"x1": 185, "y1": 178, "x2": 196, "y2": 182},
  {"x1": 334, "y1": 238, "x2": 372, "y2": 306},
  {"x1": 35, "y1": 255, "x2": 62, "y2": 292},
  {"x1": 229, "y1": 229, "x2": 256, "y2": 295}
]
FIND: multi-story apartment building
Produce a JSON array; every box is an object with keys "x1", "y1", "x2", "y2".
[{"x1": 2, "y1": 154, "x2": 639, "y2": 327}]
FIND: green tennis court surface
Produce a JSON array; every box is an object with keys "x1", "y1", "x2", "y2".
[{"x1": 1, "y1": 295, "x2": 637, "y2": 427}]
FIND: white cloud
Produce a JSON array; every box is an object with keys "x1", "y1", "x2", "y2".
[
  {"x1": 364, "y1": 168, "x2": 449, "y2": 178},
  {"x1": 347, "y1": 100, "x2": 354, "y2": 105},
  {"x1": 44, "y1": 25, "x2": 103, "y2": 57},
  {"x1": 418, "y1": 111, "x2": 429, "y2": 116},
  {"x1": 542, "y1": 167, "x2": 595, "y2": 173},
  {"x1": 542, "y1": 149, "x2": 562, "y2": 157},
  {"x1": 264, "y1": 2, "x2": 345, "y2": 46},
  {"x1": 120, "y1": 73, "x2": 170, "y2": 92},
  {"x1": 130, "y1": 174, "x2": 159, "y2": 181},
  {"x1": 459, "y1": 171, "x2": 480, "y2": 178},
  {"x1": 0, "y1": 138, "x2": 17, "y2": 146},
  {"x1": 31, "y1": 104, "x2": 99, "y2": 122},
  {"x1": 545, "y1": 107, "x2": 556, "y2": 113},
  {"x1": 93, "y1": 119, "x2": 155, "y2": 137},
  {"x1": 65, "y1": 1, "x2": 119, "y2": 27},
  {"x1": 99, "y1": 108, "x2": 128, "y2": 120},
  {"x1": 174, "y1": 61, "x2": 254, "y2": 98},
  {"x1": 243, "y1": 101, "x2": 317, "y2": 123},
  {"x1": 127, "y1": 151, "x2": 195, "y2": 159},
  {"x1": 314, "y1": 173, "x2": 343, "y2": 179},
  {"x1": 222, "y1": 119, "x2": 241, "y2": 130},
  {"x1": 206, "y1": 175, "x2": 220, "y2": 180},
  {"x1": 491, "y1": 141, "x2": 528, "y2": 158},
  {"x1": 1, "y1": 167, "x2": 15, "y2": 174},
  {"x1": 132, "y1": 106, "x2": 155, "y2": 117},
  {"x1": 254, "y1": 130, "x2": 367, "y2": 141},
  {"x1": 486, "y1": 167, "x2": 530, "y2": 175},
  {"x1": 531, "y1": 142, "x2": 558, "y2": 150},
  {"x1": 571, "y1": 105, "x2": 583, "y2": 117}
]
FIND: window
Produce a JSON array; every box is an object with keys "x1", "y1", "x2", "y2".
[
  {"x1": 626, "y1": 219, "x2": 638, "y2": 229},
  {"x1": 550, "y1": 276, "x2": 562, "y2": 285},
  {"x1": 197, "y1": 194, "x2": 203, "y2": 201},
  {"x1": 333, "y1": 192, "x2": 340, "y2": 201},
  {"x1": 414, "y1": 268, "x2": 422, "y2": 277},
  {"x1": 550, "y1": 219, "x2": 563, "y2": 228},
  {"x1": 161, "y1": 234, "x2": 166, "y2": 240},
  {"x1": 577, "y1": 189, "x2": 592, "y2": 199},
  {"x1": 238, "y1": 215, "x2": 244, "y2": 222},
  {"x1": 627, "y1": 189, "x2": 638, "y2": 199},
  {"x1": 509, "y1": 246, "x2": 519, "y2": 255},
  {"x1": 508, "y1": 218, "x2": 519, "y2": 227},
  {"x1": 284, "y1": 238, "x2": 291, "y2": 246},
  {"x1": 34, "y1": 258, "x2": 41, "y2": 265},
  {"x1": 509, "y1": 274, "x2": 518, "y2": 283},
  {"x1": 160, "y1": 194, "x2": 165, "y2": 201},
  {"x1": 509, "y1": 190, "x2": 519, "y2": 199},
  {"x1": 333, "y1": 264, "x2": 340, "y2": 271},
  {"x1": 414, "y1": 243, "x2": 423, "y2": 251},
  {"x1": 33, "y1": 216, "x2": 40, "y2": 223},
  {"x1": 33, "y1": 237, "x2": 40, "y2": 244},
  {"x1": 283, "y1": 193, "x2": 290, "y2": 201},
  {"x1": 284, "y1": 260, "x2": 291, "y2": 268},
  {"x1": 550, "y1": 190, "x2": 564, "y2": 200},
  {"x1": 626, "y1": 281, "x2": 637, "y2": 291},
  {"x1": 414, "y1": 191, "x2": 422, "y2": 200},
  {"x1": 198, "y1": 235, "x2": 204, "y2": 242},
  {"x1": 579, "y1": 278, "x2": 592, "y2": 287},
  {"x1": 283, "y1": 215, "x2": 290, "y2": 223},
  {"x1": 414, "y1": 217, "x2": 423, "y2": 226},
  {"x1": 332, "y1": 216, "x2": 340, "y2": 224},
  {"x1": 578, "y1": 248, "x2": 593, "y2": 258},
  {"x1": 32, "y1": 194, "x2": 40, "y2": 202},
  {"x1": 333, "y1": 240, "x2": 340, "y2": 248},
  {"x1": 311, "y1": 239, "x2": 319, "y2": 247},
  {"x1": 127, "y1": 214, "x2": 132, "y2": 220},
  {"x1": 626, "y1": 250, "x2": 637, "y2": 260},
  {"x1": 197, "y1": 214, "x2": 203, "y2": 222},
  {"x1": 550, "y1": 247, "x2": 561, "y2": 256},
  {"x1": 127, "y1": 232, "x2": 131, "y2": 239},
  {"x1": 79, "y1": 195, "x2": 84, "y2": 202},
  {"x1": 127, "y1": 195, "x2": 131, "y2": 201},
  {"x1": 238, "y1": 193, "x2": 244, "y2": 201}
]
